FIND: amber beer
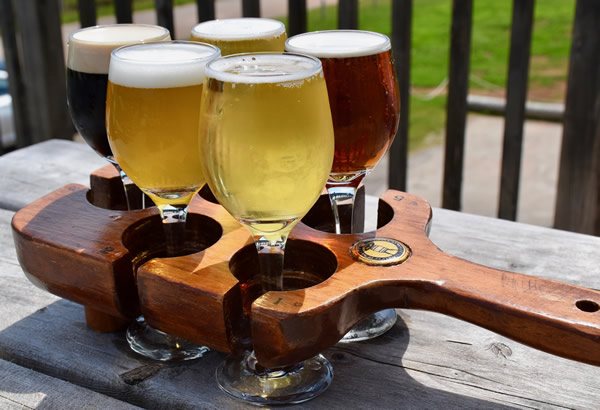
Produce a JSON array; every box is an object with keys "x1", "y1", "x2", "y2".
[
  {"x1": 286, "y1": 30, "x2": 400, "y2": 183},
  {"x1": 66, "y1": 24, "x2": 170, "y2": 160},
  {"x1": 191, "y1": 18, "x2": 286, "y2": 55},
  {"x1": 106, "y1": 41, "x2": 220, "y2": 207}
]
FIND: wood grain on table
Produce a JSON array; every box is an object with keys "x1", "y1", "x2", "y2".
[{"x1": 0, "y1": 141, "x2": 599, "y2": 408}]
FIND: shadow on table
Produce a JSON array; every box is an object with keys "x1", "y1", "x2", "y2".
[{"x1": 0, "y1": 299, "x2": 513, "y2": 409}]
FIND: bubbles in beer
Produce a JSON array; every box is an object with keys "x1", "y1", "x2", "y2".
[{"x1": 205, "y1": 53, "x2": 322, "y2": 84}]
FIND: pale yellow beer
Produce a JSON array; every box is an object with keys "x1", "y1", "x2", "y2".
[
  {"x1": 199, "y1": 53, "x2": 334, "y2": 237},
  {"x1": 106, "y1": 41, "x2": 220, "y2": 207},
  {"x1": 191, "y1": 18, "x2": 286, "y2": 56}
]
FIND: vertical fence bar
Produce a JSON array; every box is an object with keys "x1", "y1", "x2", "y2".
[
  {"x1": 442, "y1": 0, "x2": 473, "y2": 211},
  {"x1": 0, "y1": 0, "x2": 32, "y2": 148},
  {"x1": 114, "y1": 0, "x2": 133, "y2": 24},
  {"x1": 196, "y1": 0, "x2": 215, "y2": 22},
  {"x1": 242, "y1": 0, "x2": 260, "y2": 17},
  {"x1": 288, "y1": 0, "x2": 307, "y2": 36},
  {"x1": 338, "y1": 0, "x2": 358, "y2": 29},
  {"x1": 155, "y1": 0, "x2": 175, "y2": 38},
  {"x1": 78, "y1": 0, "x2": 97, "y2": 28},
  {"x1": 555, "y1": 0, "x2": 600, "y2": 235},
  {"x1": 497, "y1": 0, "x2": 535, "y2": 221},
  {"x1": 12, "y1": 0, "x2": 73, "y2": 146},
  {"x1": 388, "y1": 0, "x2": 412, "y2": 191}
]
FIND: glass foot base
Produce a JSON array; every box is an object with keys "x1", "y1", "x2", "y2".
[
  {"x1": 340, "y1": 308, "x2": 397, "y2": 343},
  {"x1": 126, "y1": 316, "x2": 209, "y2": 362},
  {"x1": 216, "y1": 351, "x2": 333, "y2": 406}
]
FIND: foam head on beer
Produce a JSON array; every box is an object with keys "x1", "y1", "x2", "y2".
[
  {"x1": 191, "y1": 18, "x2": 286, "y2": 55},
  {"x1": 67, "y1": 24, "x2": 170, "y2": 74},
  {"x1": 284, "y1": 30, "x2": 391, "y2": 58},
  {"x1": 192, "y1": 18, "x2": 285, "y2": 41},
  {"x1": 205, "y1": 53, "x2": 323, "y2": 84},
  {"x1": 109, "y1": 41, "x2": 219, "y2": 88}
]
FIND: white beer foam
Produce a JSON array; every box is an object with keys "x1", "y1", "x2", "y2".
[
  {"x1": 192, "y1": 18, "x2": 285, "y2": 41},
  {"x1": 205, "y1": 53, "x2": 322, "y2": 84},
  {"x1": 109, "y1": 42, "x2": 220, "y2": 88},
  {"x1": 68, "y1": 24, "x2": 170, "y2": 74},
  {"x1": 285, "y1": 30, "x2": 391, "y2": 58}
]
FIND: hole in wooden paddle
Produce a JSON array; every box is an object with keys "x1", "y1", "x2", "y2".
[
  {"x1": 302, "y1": 193, "x2": 394, "y2": 233},
  {"x1": 122, "y1": 213, "x2": 223, "y2": 266},
  {"x1": 227, "y1": 240, "x2": 338, "y2": 352},
  {"x1": 576, "y1": 300, "x2": 599, "y2": 312},
  {"x1": 198, "y1": 184, "x2": 220, "y2": 205}
]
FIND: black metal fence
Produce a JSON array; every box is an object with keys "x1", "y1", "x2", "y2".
[{"x1": 0, "y1": 0, "x2": 599, "y2": 235}]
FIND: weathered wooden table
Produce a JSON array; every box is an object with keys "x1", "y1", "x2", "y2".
[{"x1": 0, "y1": 140, "x2": 598, "y2": 409}]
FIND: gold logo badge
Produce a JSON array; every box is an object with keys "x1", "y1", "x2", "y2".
[{"x1": 350, "y1": 238, "x2": 410, "y2": 266}]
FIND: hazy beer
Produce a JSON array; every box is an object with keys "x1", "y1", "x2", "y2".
[
  {"x1": 191, "y1": 18, "x2": 286, "y2": 56},
  {"x1": 202, "y1": 53, "x2": 335, "y2": 405},
  {"x1": 67, "y1": 24, "x2": 170, "y2": 160},
  {"x1": 286, "y1": 30, "x2": 400, "y2": 183},
  {"x1": 106, "y1": 42, "x2": 220, "y2": 207},
  {"x1": 200, "y1": 53, "x2": 333, "y2": 235}
]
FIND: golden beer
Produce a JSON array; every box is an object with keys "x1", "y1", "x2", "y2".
[
  {"x1": 200, "y1": 53, "x2": 334, "y2": 236},
  {"x1": 106, "y1": 41, "x2": 220, "y2": 207},
  {"x1": 191, "y1": 18, "x2": 286, "y2": 56}
]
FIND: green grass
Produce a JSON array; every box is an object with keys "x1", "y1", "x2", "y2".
[
  {"x1": 284, "y1": 0, "x2": 574, "y2": 148},
  {"x1": 62, "y1": 0, "x2": 574, "y2": 149}
]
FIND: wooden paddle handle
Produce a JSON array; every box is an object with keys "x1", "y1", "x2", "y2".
[
  {"x1": 252, "y1": 251, "x2": 600, "y2": 368},
  {"x1": 421, "y1": 254, "x2": 600, "y2": 366}
]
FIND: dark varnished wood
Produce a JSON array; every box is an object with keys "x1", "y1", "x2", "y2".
[
  {"x1": 11, "y1": 168, "x2": 600, "y2": 369},
  {"x1": 498, "y1": 0, "x2": 534, "y2": 221},
  {"x1": 442, "y1": 0, "x2": 473, "y2": 211},
  {"x1": 554, "y1": 0, "x2": 600, "y2": 235},
  {"x1": 388, "y1": 0, "x2": 412, "y2": 191}
]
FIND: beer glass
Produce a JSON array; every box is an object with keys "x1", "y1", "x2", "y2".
[
  {"x1": 200, "y1": 53, "x2": 334, "y2": 405},
  {"x1": 106, "y1": 41, "x2": 221, "y2": 361},
  {"x1": 286, "y1": 30, "x2": 401, "y2": 342},
  {"x1": 190, "y1": 18, "x2": 286, "y2": 55},
  {"x1": 67, "y1": 24, "x2": 170, "y2": 209}
]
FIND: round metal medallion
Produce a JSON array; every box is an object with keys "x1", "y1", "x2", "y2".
[{"x1": 350, "y1": 238, "x2": 410, "y2": 266}]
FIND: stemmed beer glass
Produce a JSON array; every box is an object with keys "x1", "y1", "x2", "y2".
[
  {"x1": 286, "y1": 30, "x2": 401, "y2": 342},
  {"x1": 106, "y1": 41, "x2": 221, "y2": 361},
  {"x1": 67, "y1": 24, "x2": 170, "y2": 209},
  {"x1": 191, "y1": 17, "x2": 286, "y2": 55},
  {"x1": 199, "y1": 53, "x2": 335, "y2": 405}
]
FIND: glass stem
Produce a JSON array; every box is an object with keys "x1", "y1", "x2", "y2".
[
  {"x1": 112, "y1": 163, "x2": 144, "y2": 210},
  {"x1": 254, "y1": 234, "x2": 287, "y2": 293},
  {"x1": 327, "y1": 184, "x2": 358, "y2": 234},
  {"x1": 250, "y1": 233, "x2": 289, "y2": 374},
  {"x1": 157, "y1": 204, "x2": 188, "y2": 257}
]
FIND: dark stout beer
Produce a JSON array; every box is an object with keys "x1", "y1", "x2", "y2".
[
  {"x1": 67, "y1": 69, "x2": 111, "y2": 157},
  {"x1": 66, "y1": 24, "x2": 170, "y2": 160}
]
